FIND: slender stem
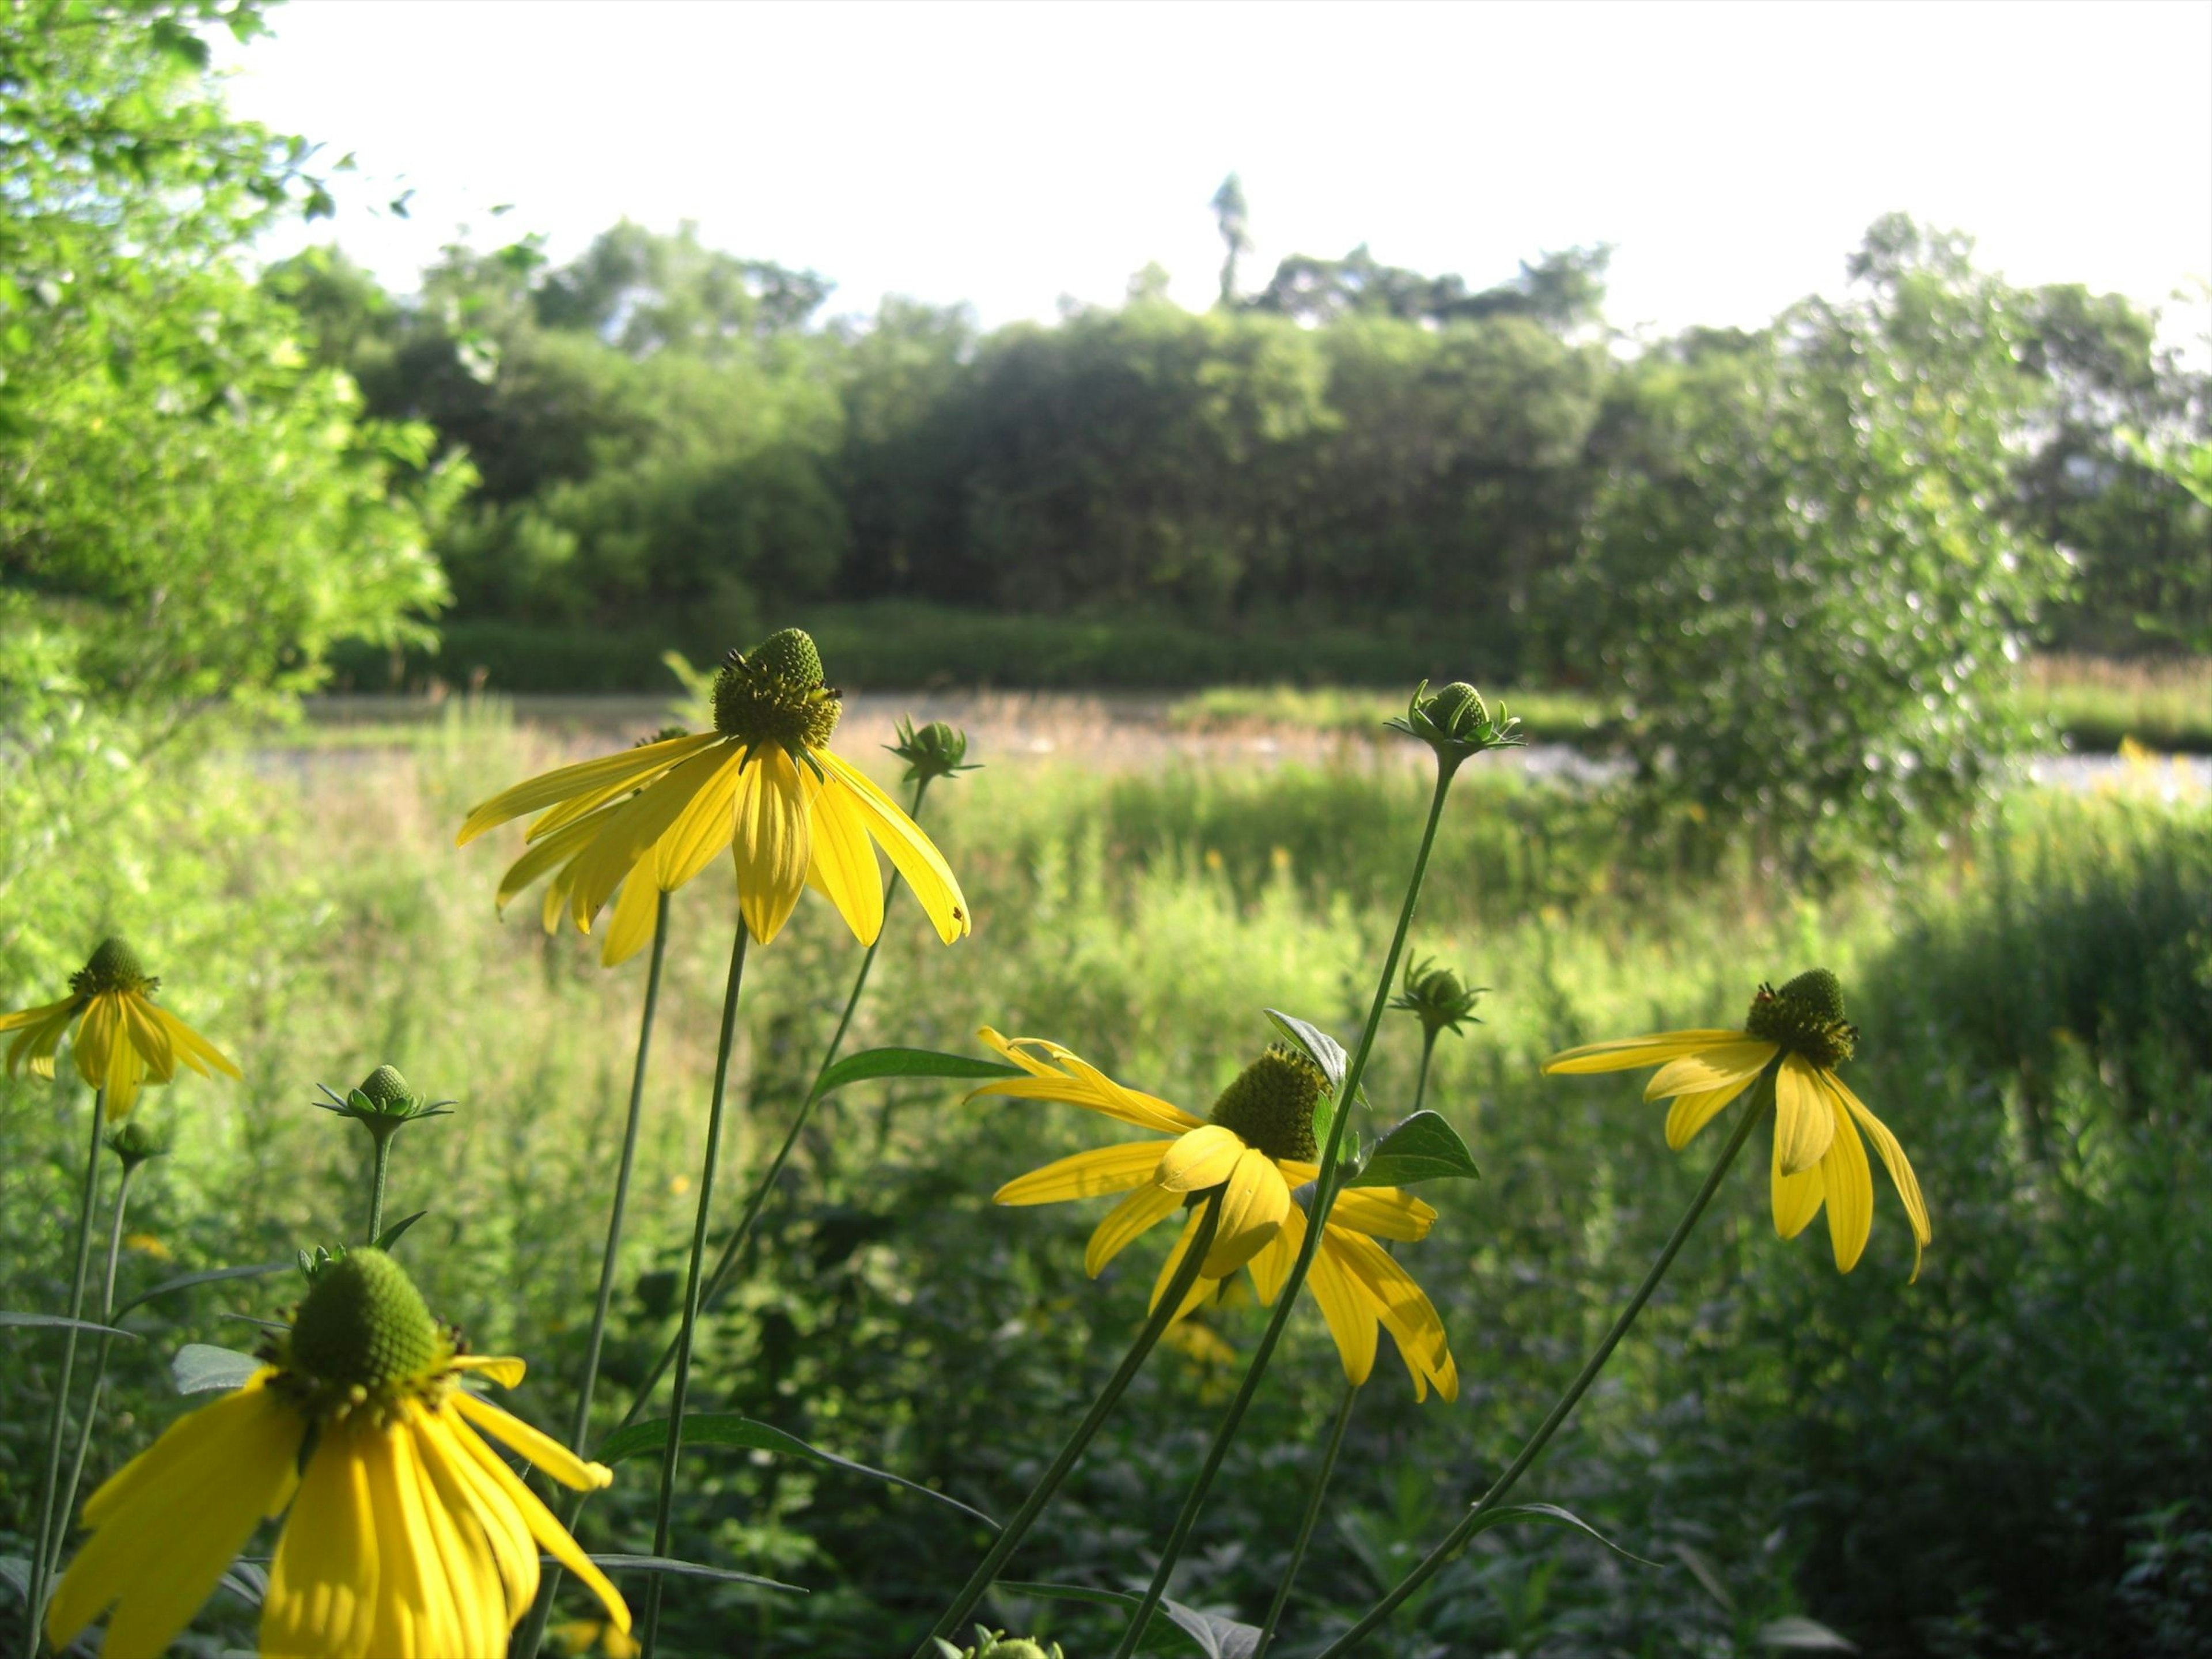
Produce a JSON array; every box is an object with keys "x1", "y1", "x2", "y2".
[
  {"x1": 639, "y1": 924, "x2": 750, "y2": 1659},
  {"x1": 921, "y1": 1192, "x2": 1227, "y2": 1653},
  {"x1": 47, "y1": 1159, "x2": 139, "y2": 1574},
  {"x1": 514, "y1": 890, "x2": 672, "y2": 1659},
  {"x1": 23, "y1": 1088, "x2": 107, "y2": 1659},
  {"x1": 1411, "y1": 1029, "x2": 1440, "y2": 1117},
  {"x1": 366, "y1": 1127, "x2": 395, "y2": 1245},
  {"x1": 1311, "y1": 1070, "x2": 1774, "y2": 1657},
  {"x1": 617, "y1": 775, "x2": 931, "y2": 1430},
  {"x1": 1109, "y1": 760, "x2": 1463, "y2": 1659},
  {"x1": 1254, "y1": 1377, "x2": 1359, "y2": 1658}
]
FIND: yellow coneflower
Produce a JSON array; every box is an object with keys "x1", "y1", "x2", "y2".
[
  {"x1": 1544, "y1": 968, "x2": 1932, "y2": 1276},
  {"x1": 45, "y1": 1248, "x2": 627, "y2": 1659},
  {"x1": 979, "y1": 1030, "x2": 1458, "y2": 1401},
  {"x1": 458, "y1": 630, "x2": 968, "y2": 957},
  {"x1": 0, "y1": 938, "x2": 238, "y2": 1117}
]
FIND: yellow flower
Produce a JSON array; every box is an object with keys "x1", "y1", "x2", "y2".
[
  {"x1": 0, "y1": 938, "x2": 238, "y2": 1118},
  {"x1": 979, "y1": 1029, "x2": 1459, "y2": 1401},
  {"x1": 459, "y1": 629, "x2": 968, "y2": 960},
  {"x1": 1543, "y1": 968, "x2": 1931, "y2": 1276},
  {"x1": 46, "y1": 1248, "x2": 627, "y2": 1659}
]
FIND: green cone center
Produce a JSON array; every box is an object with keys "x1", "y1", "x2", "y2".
[
  {"x1": 288, "y1": 1248, "x2": 444, "y2": 1392},
  {"x1": 1209, "y1": 1044, "x2": 1327, "y2": 1163},
  {"x1": 1744, "y1": 968, "x2": 1857, "y2": 1070},
  {"x1": 712, "y1": 627, "x2": 843, "y2": 755},
  {"x1": 73, "y1": 936, "x2": 153, "y2": 997},
  {"x1": 359, "y1": 1064, "x2": 414, "y2": 1110}
]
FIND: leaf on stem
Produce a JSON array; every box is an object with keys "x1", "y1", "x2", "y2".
[
  {"x1": 1462, "y1": 1501, "x2": 1660, "y2": 1567},
  {"x1": 0, "y1": 1311, "x2": 139, "y2": 1339},
  {"x1": 567, "y1": 1554, "x2": 806, "y2": 1594},
  {"x1": 172, "y1": 1342, "x2": 262, "y2": 1394},
  {"x1": 109, "y1": 1260, "x2": 290, "y2": 1320},
  {"x1": 1343, "y1": 1112, "x2": 1479, "y2": 1188},
  {"x1": 812, "y1": 1047, "x2": 1025, "y2": 1101},
  {"x1": 997, "y1": 1580, "x2": 1261, "y2": 1659},
  {"x1": 373, "y1": 1211, "x2": 428, "y2": 1252}
]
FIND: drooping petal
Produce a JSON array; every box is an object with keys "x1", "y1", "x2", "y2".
[
  {"x1": 653, "y1": 744, "x2": 748, "y2": 891},
  {"x1": 450, "y1": 1391, "x2": 612, "y2": 1494},
  {"x1": 72, "y1": 992, "x2": 119, "y2": 1091},
  {"x1": 48, "y1": 1380, "x2": 302, "y2": 1659},
  {"x1": 1304, "y1": 1217, "x2": 1378, "y2": 1387},
  {"x1": 399, "y1": 1412, "x2": 508, "y2": 1658},
  {"x1": 358, "y1": 1412, "x2": 450, "y2": 1659},
  {"x1": 599, "y1": 870, "x2": 661, "y2": 968},
  {"x1": 5, "y1": 996, "x2": 79, "y2": 1078},
  {"x1": 494, "y1": 814, "x2": 605, "y2": 916},
  {"x1": 815, "y1": 748, "x2": 970, "y2": 943},
  {"x1": 449, "y1": 1354, "x2": 528, "y2": 1388},
  {"x1": 997, "y1": 1140, "x2": 1168, "y2": 1206},
  {"x1": 802, "y1": 768, "x2": 887, "y2": 946},
  {"x1": 1644, "y1": 1040, "x2": 1779, "y2": 1104},
  {"x1": 1153, "y1": 1124, "x2": 1247, "y2": 1194},
  {"x1": 1327, "y1": 1225, "x2": 1458, "y2": 1401},
  {"x1": 1325, "y1": 1187, "x2": 1437, "y2": 1243},
  {"x1": 1203, "y1": 1149, "x2": 1290, "y2": 1277},
  {"x1": 457, "y1": 732, "x2": 719, "y2": 846},
  {"x1": 1771, "y1": 1120, "x2": 1826, "y2": 1240},
  {"x1": 449, "y1": 1411, "x2": 630, "y2": 1633},
  {"x1": 1819, "y1": 1088, "x2": 1874, "y2": 1273},
  {"x1": 0, "y1": 993, "x2": 75, "y2": 1033},
  {"x1": 147, "y1": 1005, "x2": 238, "y2": 1080},
  {"x1": 568, "y1": 743, "x2": 736, "y2": 928},
  {"x1": 1664, "y1": 1077, "x2": 1755, "y2": 1150},
  {"x1": 1085, "y1": 1183, "x2": 1184, "y2": 1276},
  {"x1": 524, "y1": 774, "x2": 651, "y2": 844},
  {"x1": 118, "y1": 993, "x2": 177, "y2": 1084},
  {"x1": 414, "y1": 1411, "x2": 538, "y2": 1619},
  {"x1": 1828, "y1": 1071, "x2": 1933, "y2": 1278},
  {"x1": 731, "y1": 745, "x2": 812, "y2": 945},
  {"x1": 1542, "y1": 1029, "x2": 1749, "y2": 1075},
  {"x1": 264, "y1": 1416, "x2": 381, "y2": 1659},
  {"x1": 1245, "y1": 1208, "x2": 1300, "y2": 1306},
  {"x1": 968, "y1": 1029, "x2": 1204, "y2": 1134},
  {"x1": 1148, "y1": 1207, "x2": 1217, "y2": 1321},
  {"x1": 1773, "y1": 1052, "x2": 1836, "y2": 1175}
]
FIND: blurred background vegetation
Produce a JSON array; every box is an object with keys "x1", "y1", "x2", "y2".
[{"x1": 2, "y1": 3, "x2": 2210, "y2": 1657}]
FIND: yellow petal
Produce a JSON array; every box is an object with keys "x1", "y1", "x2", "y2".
[
  {"x1": 450, "y1": 1411, "x2": 630, "y2": 1632},
  {"x1": 119, "y1": 993, "x2": 177, "y2": 1084},
  {"x1": 264, "y1": 1418, "x2": 381, "y2": 1659},
  {"x1": 415, "y1": 1411, "x2": 538, "y2": 1619},
  {"x1": 1664, "y1": 1077, "x2": 1753, "y2": 1150},
  {"x1": 358, "y1": 1412, "x2": 444, "y2": 1659},
  {"x1": 1153, "y1": 1124, "x2": 1247, "y2": 1194},
  {"x1": 1203, "y1": 1149, "x2": 1290, "y2": 1277},
  {"x1": 399, "y1": 1411, "x2": 507, "y2": 1658},
  {"x1": 568, "y1": 743, "x2": 734, "y2": 928},
  {"x1": 968, "y1": 1029, "x2": 1205, "y2": 1134},
  {"x1": 1820, "y1": 1089, "x2": 1874, "y2": 1273},
  {"x1": 599, "y1": 870, "x2": 661, "y2": 968},
  {"x1": 1327, "y1": 1226, "x2": 1456, "y2": 1388},
  {"x1": 653, "y1": 745, "x2": 747, "y2": 891},
  {"x1": 803, "y1": 769, "x2": 887, "y2": 946},
  {"x1": 148, "y1": 1006, "x2": 239, "y2": 1080},
  {"x1": 1304, "y1": 1218, "x2": 1377, "y2": 1387},
  {"x1": 6, "y1": 997, "x2": 79, "y2": 1078},
  {"x1": 1147, "y1": 1207, "x2": 1218, "y2": 1321},
  {"x1": 1325, "y1": 1187, "x2": 1437, "y2": 1243},
  {"x1": 0, "y1": 993, "x2": 75, "y2": 1033},
  {"x1": 1543, "y1": 1029, "x2": 1749, "y2": 1075},
  {"x1": 1771, "y1": 1120, "x2": 1826, "y2": 1240},
  {"x1": 1828, "y1": 1071, "x2": 1933, "y2": 1273},
  {"x1": 450, "y1": 1391, "x2": 612, "y2": 1493},
  {"x1": 81, "y1": 1369, "x2": 284, "y2": 1528},
  {"x1": 1085, "y1": 1182, "x2": 1184, "y2": 1275},
  {"x1": 73, "y1": 993, "x2": 118, "y2": 1091},
  {"x1": 995, "y1": 1140, "x2": 1168, "y2": 1205},
  {"x1": 456, "y1": 732, "x2": 719, "y2": 846},
  {"x1": 1644, "y1": 1040, "x2": 1779, "y2": 1103},
  {"x1": 816, "y1": 748, "x2": 970, "y2": 943},
  {"x1": 732, "y1": 746, "x2": 811, "y2": 945},
  {"x1": 450, "y1": 1354, "x2": 528, "y2": 1388},
  {"x1": 494, "y1": 813, "x2": 605, "y2": 914},
  {"x1": 1774, "y1": 1052, "x2": 1836, "y2": 1175},
  {"x1": 1245, "y1": 1211, "x2": 1300, "y2": 1306}
]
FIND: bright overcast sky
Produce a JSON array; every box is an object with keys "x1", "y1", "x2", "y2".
[{"x1": 218, "y1": 0, "x2": 2212, "y2": 347}]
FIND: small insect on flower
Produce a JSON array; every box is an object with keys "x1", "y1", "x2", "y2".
[
  {"x1": 0, "y1": 937, "x2": 239, "y2": 1117},
  {"x1": 1543, "y1": 969, "x2": 1932, "y2": 1277},
  {"x1": 44, "y1": 1248, "x2": 628, "y2": 1659},
  {"x1": 459, "y1": 630, "x2": 969, "y2": 958},
  {"x1": 979, "y1": 1030, "x2": 1458, "y2": 1400}
]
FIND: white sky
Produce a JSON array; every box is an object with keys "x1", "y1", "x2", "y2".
[{"x1": 219, "y1": 0, "x2": 2212, "y2": 347}]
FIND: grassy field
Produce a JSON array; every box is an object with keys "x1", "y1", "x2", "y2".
[{"x1": 4, "y1": 704, "x2": 2211, "y2": 1657}]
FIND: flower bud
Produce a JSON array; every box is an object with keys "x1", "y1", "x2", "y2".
[{"x1": 889, "y1": 717, "x2": 978, "y2": 785}]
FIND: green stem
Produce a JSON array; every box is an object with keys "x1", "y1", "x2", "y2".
[
  {"x1": 1253, "y1": 1376, "x2": 1359, "y2": 1658},
  {"x1": 1311, "y1": 1069, "x2": 1774, "y2": 1657},
  {"x1": 514, "y1": 890, "x2": 671, "y2": 1659},
  {"x1": 639, "y1": 923, "x2": 749, "y2": 1659},
  {"x1": 1109, "y1": 760, "x2": 1462, "y2": 1659},
  {"x1": 921, "y1": 1192, "x2": 1227, "y2": 1653},
  {"x1": 23, "y1": 1088, "x2": 106, "y2": 1659},
  {"x1": 1411, "y1": 1028, "x2": 1440, "y2": 1117},
  {"x1": 365, "y1": 1126, "x2": 395, "y2": 1245},
  {"x1": 616, "y1": 775, "x2": 931, "y2": 1431},
  {"x1": 47, "y1": 1158, "x2": 139, "y2": 1575}
]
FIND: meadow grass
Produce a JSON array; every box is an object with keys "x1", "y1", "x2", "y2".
[{"x1": 3, "y1": 706, "x2": 2209, "y2": 1656}]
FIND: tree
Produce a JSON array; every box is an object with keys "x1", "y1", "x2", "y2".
[
  {"x1": 1210, "y1": 173, "x2": 1251, "y2": 308},
  {"x1": 1245, "y1": 244, "x2": 1609, "y2": 332}
]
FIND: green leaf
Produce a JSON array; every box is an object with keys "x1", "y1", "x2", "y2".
[
  {"x1": 373, "y1": 1211, "x2": 428, "y2": 1252},
  {"x1": 1264, "y1": 1007, "x2": 1354, "y2": 1145},
  {"x1": 810, "y1": 1047, "x2": 1025, "y2": 1102},
  {"x1": 599, "y1": 1414, "x2": 998, "y2": 1531},
  {"x1": 1344, "y1": 1111, "x2": 1479, "y2": 1188},
  {"x1": 111, "y1": 1261, "x2": 290, "y2": 1320},
  {"x1": 0, "y1": 1310, "x2": 139, "y2": 1339},
  {"x1": 172, "y1": 1342, "x2": 262, "y2": 1394},
  {"x1": 996, "y1": 1580, "x2": 1260, "y2": 1658},
  {"x1": 0, "y1": 1555, "x2": 28, "y2": 1609},
  {"x1": 1462, "y1": 1501, "x2": 1659, "y2": 1567},
  {"x1": 568, "y1": 1554, "x2": 805, "y2": 1594},
  {"x1": 1756, "y1": 1615, "x2": 1859, "y2": 1652}
]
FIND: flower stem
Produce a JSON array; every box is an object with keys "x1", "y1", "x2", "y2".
[
  {"x1": 47, "y1": 1156, "x2": 140, "y2": 1575},
  {"x1": 365, "y1": 1126, "x2": 395, "y2": 1245},
  {"x1": 1310, "y1": 1067, "x2": 1774, "y2": 1657},
  {"x1": 1108, "y1": 759, "x2": 1463, "y2": 1659},
  {"x1": 616, "y1": 774, "x2": 931, "y2": 1431},
  {"x1": 1411, "y1": 1027, "x2": 1440, "y2": 1116},
  {"x1": 920, "y1": 1191, "x2": 1226, "y2": 1654},
  {"x1": 639, "y1": 922, "x2": 750, "y2": 1659},
  {"x1": 1253, "y1": 1376, "x2": 1359, "y2": 1658},
  {"x1": 23, "y1": 1088, "x2": 106, "y2": 1659},
  {"x1": 514, "y1": 889, "x2": 671, "y2": 1659}
]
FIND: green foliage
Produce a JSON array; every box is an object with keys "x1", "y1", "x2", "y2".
[{"x1": 1563, "y1": 218, "x2": 2074, "y2": 865}]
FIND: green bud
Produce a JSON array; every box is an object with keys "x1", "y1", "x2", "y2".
[
  {"x1": 889, "y1": 717, "x2": 978, "y2": 785},
  {"x1": 314, "y1": 1066, "x2": 454, "y2": 1133},
  {"x1": 1390, "y1": 953, "x2": 1487, "y2": 1040},
  {"x1": 1387, "y1": 679, "x2": 1525, "y2": 764},
  {"x1": 106, "y1": 1119, "x2": 170, "y2": 1168}
]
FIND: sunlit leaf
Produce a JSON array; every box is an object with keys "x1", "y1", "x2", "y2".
[
  {"x1": 172, "y1": 1343, "x2": 262, "y2": 1394},
  {"x1": 111, "y1": 1261, "x2": 290, "y2": 1321},
  {"x1": 1344, "y1": 1111, "x2": 1479, "y2": 1188},
  {"x1": 811, "y1": 1047, "x2": 1025, "y2": 1102}
]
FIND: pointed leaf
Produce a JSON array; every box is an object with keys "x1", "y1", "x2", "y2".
[
  {"x1": 996, "y1": 1580, "x2": 1260, "y2": 1658},
  {"x1": 1757, "y1": 1615, "x2": 1859, "y2": 1651},
  {"x1": 373, "y1": 1211, "x2": 429, "y2": 1252},
  {"x1": 0, "y1": 1311, "x2": 138, "y2": 1339},
  {"x1": 0, "y1": 1556, "x2": 27, "y2": 1608},
  {"x1": 110, "y1": 1261, "x2": 290, "y2": 1321},
  {"x1": 172, "y1": 1343, "x2": 262, "y2": 1395},
  {"x1": 1264, "y1": 1007, "x2": 1354, "y2": 1145},
  {"x1": 567, "y1": 1554, "x2": 805, "y2": 1594},
  {"x1": 810, "y1": 1047, "x2": 1024, "y2": 1102},
  {"x1": 1344, "y1": 1111, "x2": 1479, "y2": 1188},
  {"x1": 218, "y1": 1561, "x2": 268, "y2": 1607},
  {"x1": 598, "y1": 1413, "x2": 997, "y2": 1531},
  {"x1": 1463, "y1": 1501, "x2": 1660, "y2": 1566}
]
